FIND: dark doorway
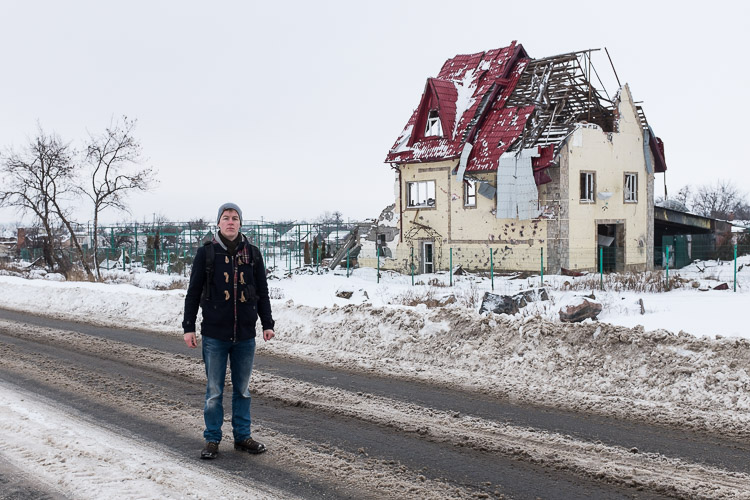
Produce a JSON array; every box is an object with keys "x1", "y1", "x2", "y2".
[
  {"x1": 422, "y1": 242, "x2": 434, "y2": 274},
  {"x1": 597, "y1": 223, "x2": 623, "y2": 272}
]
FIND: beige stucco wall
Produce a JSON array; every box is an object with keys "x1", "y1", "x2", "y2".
[
  {"x1": 383, "y1": 159, "x2": 548, "y2": 274},
  {"x1": 564, "y1": 85, "x2": 654, "y2": 271},
  {"x1": 384, "y1": 84, "x2": 655, "y2": 275}
]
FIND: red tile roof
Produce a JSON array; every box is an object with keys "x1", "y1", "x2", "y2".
[
  {"x1": 386, "y1": 43, "x2": 667, "y2": 178},
  {"x1": 386, "y1": 42, "x2": 533, "y2": 172}
]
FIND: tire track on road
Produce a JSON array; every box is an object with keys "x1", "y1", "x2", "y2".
[{"x1": 0, "y1": 318, "x2": 675, "y2": 499}]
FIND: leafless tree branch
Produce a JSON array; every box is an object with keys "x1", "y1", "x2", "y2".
[{"x1": 83, "y1": 116, "x2": 157, "y2": 280}]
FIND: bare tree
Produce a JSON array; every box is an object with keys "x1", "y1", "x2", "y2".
[
  {"x1": 735, "y1": 201, "x2": 750, "y2": 221},
  {"x1": 186, "y1": 218, "x2": 212, "y2": 245},
  {"x1": 691, "y1": 180, "x2": 748, "y2": 220},
  {"x1": 674, "y1": 185, "x2": 692, "y2": 209},
  {"x1": 83, "y1": 117, "x2": 155, "y2": 280},
  {"x1": 0, "y1": 130, "x2": 90, "y2": 277},
  {"x1": 314, "y1": 211, "x2": 345, "y2": 224},
  {"x1": 186, "y1": 218, "x2": 210, "y2": 232}
]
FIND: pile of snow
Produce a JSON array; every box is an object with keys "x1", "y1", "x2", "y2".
[
  {"x1": 1, "y1": 255, "x2": 749, "y2": 440},
  {"x1": 2, "y1": 252, "x2": 749, "y2": 338}
]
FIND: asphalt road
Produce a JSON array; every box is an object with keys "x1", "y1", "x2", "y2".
[{"x1": 1, "y1": 308, "x2": 747, "y2": 498}]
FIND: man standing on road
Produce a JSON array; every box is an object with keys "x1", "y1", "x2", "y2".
[{"x1": 182, "y1": 202, "x2": 275, "y2": 459}]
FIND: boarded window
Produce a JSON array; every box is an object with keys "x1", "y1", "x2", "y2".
[{"x1": 407, "y1": 180, "x2": 436, "y2": 208}]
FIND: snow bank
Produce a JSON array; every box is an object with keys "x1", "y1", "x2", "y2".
[{"x1": 1, "y1": 274, "x2": 748, "y2": 438}]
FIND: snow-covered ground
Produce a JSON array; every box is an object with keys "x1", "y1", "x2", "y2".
[
  {"x1": 4, "y1": 255, "x2": 749, "y2": 339},
  {"x1": 0, "y1": 257, "x2": 749, "y2": 498},
  {"x1": 0, "y1": 382, "x2": 288, "y2": 499}
]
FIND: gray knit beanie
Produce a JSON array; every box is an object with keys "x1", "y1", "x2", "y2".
[{"x1": 217, "y1": 202, "x2": 242, "y2": 224}]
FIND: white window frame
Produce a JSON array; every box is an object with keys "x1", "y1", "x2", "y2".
[
  {"x1": 464, "y1": 179, "x2": 476, "y2": 207},
  {"x1": 624, "y1": 172, "x2": 638, "y2": 203},
  {"x1": 424, "y1": 109, "x2": 442, "y2": 137},
  {"x1": 580, "y1": 171, "x2": 595, "y2": 202},
  {"x1": 407, "y1": 180, "x2": 436, "y2": 208}
]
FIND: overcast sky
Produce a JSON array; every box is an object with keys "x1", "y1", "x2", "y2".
[{"x1": 1, "y1": 0, "x2": 748, "y2": 225}]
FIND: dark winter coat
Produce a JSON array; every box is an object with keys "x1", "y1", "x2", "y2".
[{"x1": 182, "y1": 234, "x2": 274, "y2": 342}]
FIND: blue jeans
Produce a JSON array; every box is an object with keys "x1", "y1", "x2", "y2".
[{"x1": 201, "y1": 336, "x2": 256, "y2": 443}]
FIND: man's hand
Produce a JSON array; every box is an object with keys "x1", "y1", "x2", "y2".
[
  {"x1": 263, "y1": 329, "x2": 275, "y2": 342},
  {"x1": 184, "y1": 332, "x2": 198, "y2": 348}
]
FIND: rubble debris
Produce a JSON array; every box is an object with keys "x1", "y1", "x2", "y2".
[
  {"x1": 329, "y1": 228, "x2": 360, "y2": 270},
  {"x1": 559, "y1": 297, "x2": 602, "y2": 323},
  {"x1": 561, "y1": 268, "x2": 585, "y2": 277},
  {"x1": 479, "y1": 293, "x2": 516, "y2": 315},
  {"x1": 479, "y1": 287, "x2": 549, "y2": 315}
]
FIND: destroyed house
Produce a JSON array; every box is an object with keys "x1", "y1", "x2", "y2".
[{"x1": 383, "y1": 41, "x2": 667, "y2": 274}]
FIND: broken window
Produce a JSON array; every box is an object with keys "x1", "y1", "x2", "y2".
[
  {"x1": 407, "y1": 180, "x2": 436, "y2": 208},
  {"x1": 424, "y1": 109, "x2": 442, "y2": 137},
  {"x1": 464, "y1": 179, "x2": 476, "y2": 207},
  {"x1": 624, "y1": 173, "x2": 637, "y2": 203},
  {"x1": 580, "y1": 171, "x2": 595, "y2": 202}
]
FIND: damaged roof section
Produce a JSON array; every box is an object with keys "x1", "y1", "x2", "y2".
[
  {"x1": 386, "y1": 42, "x2": 667, "y2": 177},
  {"x1": 504, "y1": 50, "x2": 616, "y2": 150}
]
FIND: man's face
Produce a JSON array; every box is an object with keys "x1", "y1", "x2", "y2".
[{"x1": 218, "y1": 209, "x2": 240, "y2": 240}]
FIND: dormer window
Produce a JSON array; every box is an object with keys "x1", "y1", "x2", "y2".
[{"x1": 424, "y1": 109, "x2": 442, "y2": 137}]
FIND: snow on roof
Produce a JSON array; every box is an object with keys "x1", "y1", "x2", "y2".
[
  {"x1": 451, "y1": 68, "x2": 477, "y2": 140},
  {"x1": 386, "y1": 43, "x2": 525, "y2": 169},
  {"x1": 385, "y1": 43, "x2": 653, "y2": 176}
]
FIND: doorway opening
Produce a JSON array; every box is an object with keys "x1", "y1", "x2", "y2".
[
  {"x1": 422, "y1": 242, "x2": 434, "y2": 274},
  {"x1": 597, "y1": 223, "x2": 624, "y2": 272}
]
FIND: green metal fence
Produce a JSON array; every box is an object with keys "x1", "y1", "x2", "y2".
[
  {"x1": 15, "y1": 221, "x2": 361, "y2": 275},
  {"x1": 12, "y1": 222, "x2": 749, "y2": 293}
]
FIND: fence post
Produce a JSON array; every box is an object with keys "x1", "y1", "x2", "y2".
[
  {"x1": 734, "y1": 244, "x2": 738, "y2": 292},
  {"x1": 490, "y1": 249, "x2": 494, "y2": 291},
  {"x1": 665, "y1": 245, "x2": 670, "y2": 290},
  {"x1": 599, "y1": 247, "x2": 604, "y2": 291},
  {"x1": 410, "y1": 246, "x2": 414, "y2": 286},
  {"x1": 449, "y1": 247, "x2": 453, "y2": 286},
  {"x1": 346, "y1": 248, "x2": 350, "y2": 278},
  {"x1": 540, "y1": 247, "x2": 544, "y2": 286},
  {"x1": 167, "y1": 249, "x2": 171, "y2": 274},
  {"x1": 316, "y1": 246, "x2": 320, "y2": 273},
  {"x1": 376, "y1": 246, "x2": 381, "y2": 283}
]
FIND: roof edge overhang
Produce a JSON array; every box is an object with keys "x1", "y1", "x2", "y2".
[{"x1": 384, "y1": 154, "x2": 461, "y2": 166}]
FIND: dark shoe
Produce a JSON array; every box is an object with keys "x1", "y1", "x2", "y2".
[
  {"x1": 201, "y1": 441, "x2": 219, "y2": 459},
  {"x1": 234, "y1": 437, "x2": 266, "y2": 454}
]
